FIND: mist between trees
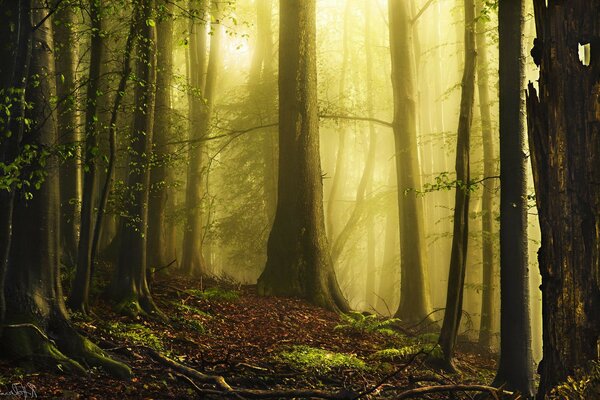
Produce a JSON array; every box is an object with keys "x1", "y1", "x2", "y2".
[{"x1": 1, "y1": 0, "x2": 598, "y2": 399}]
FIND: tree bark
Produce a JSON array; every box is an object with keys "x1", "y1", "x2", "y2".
[
  {"x1": 388, "y1": 0, "x2": 433, "y2": 324},
  {"x1": 436, "y1": 0, "x2": 476, "y2": 371},
  {"x1": 491, "y1": 0, "x2": 535, "y2": 396},
  {"x1": 527, "y1": 1, "x2": 600, "y2": 397},
  {"x1": 148, "y1": 0, "x2": 177, "y2": 273},
  {"x1": 475, "y1": 0, "x2": 497, "y2": 351},
  {"x1": 53, "y1": 3, "x2": 81, "y2": 264},
  {"x1": 111, "y1": 0, "x2": 160, "y2": 317},
  {"x1": 257, "y1": 0, "x2": 349, "y2": 313}
]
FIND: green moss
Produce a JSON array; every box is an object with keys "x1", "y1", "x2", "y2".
[
  {"x1": 170, "y1": 316, "x2": 206, "y2": 334},
  {"x1": 277, "y1": 345, "x2": 368, "y2": 374},
  {"x1": 104, "y1": 321, "x2": 164, "y2": 351},
  {"x1": 372, "y1": 332, "x2": 443, "y2": 360},
  {"x1": 170, "y1": 301, "x2": 211, "y2": 317},
  {"x1": 185, "y1": 287, "x2": 240, "y2": 302}
]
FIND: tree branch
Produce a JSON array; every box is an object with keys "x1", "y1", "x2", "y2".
[
  {"x1": 412, "y1": 0, "x2": 437, "y2": 24},
  {"x1": 320, "y1": 114, "x2": 393, "y2": 128},
  {"x1": 392, "y1": 384, "x2": 512, "y2": 399}
]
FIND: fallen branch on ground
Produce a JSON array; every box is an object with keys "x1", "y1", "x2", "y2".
[
  {"x1": 390, "y1": 384, "x2": 514, "y2": 400},
  {"x1": 144, "y1": 346, "x2": 358, "y2": 399}
]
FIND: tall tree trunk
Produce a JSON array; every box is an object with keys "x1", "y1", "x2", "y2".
[
  {"x1": 388, "y1": 0, "x2": 433, "y2": 324},
  {"x1": 257, "y1": 0, "x2": 349, "y2": 313},
  {"x1": 527, "y1": 1, "x2": 600, "y2": 397},
  {"x1": 436, "y1": 0, "x2": 476, "y2": 372},
  {"x1": 53, "y1": 4, "x2": 81, "y2": 264},
  {"x1": 0, "y1": 2, "x2": 130, "y2": 378},
  {"x1": 475, "y1": 0, "x2": 497, "y2": 351},
  {"x1": 492, "y1": 0, "x2": 535, "y2": 396},
  {"x1": 148, "y1": 0, "x2": 177, "y2": 273},
  {"x1": 0, "y1": 0, "x2": 33, "y2": 338},
  {"x1": 67, "y1": 0, "x2": 104, "y2": 315},
  {"x1": 111, "y1": 0, "x2": 159, "y2": 317},
  {"x1": 182, "y1": 0, "x2": 223, "y2": 277}
]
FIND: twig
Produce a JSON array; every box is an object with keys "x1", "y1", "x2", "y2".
[{"x1": 391, "y1": 384, "x2": 511, "y2": 400}]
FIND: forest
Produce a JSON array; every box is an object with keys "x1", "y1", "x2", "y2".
[{"x1": 0, "y1": 0, "x2": 598, "y2": 398}]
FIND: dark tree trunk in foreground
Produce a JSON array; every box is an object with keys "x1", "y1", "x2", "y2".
[
  {"x1": 475, "y1": 0, "x2": 497, "y2": 351},
  {"x1": 257, "y1": 0, "x2": 349, "y2": 313},
  {"x1": 388, "y1": 0, "x2": 433, "y2": 324},
  {"x1": 111, "y1": 0, "x2": 159, "y2": 316},
  {"x1": 527, "y1": 1, "x2": 600, "y2": 397},
  {"x1": 67, "y1": 0, "x2": 103, "y2": 315},
  {"x1": 492, "y1": 0, "x2": 535, "y2": 396},
  {"x1": 148, "y1": 0, "x2": 177, "y2": 273},
  {"x1": 53, "y1": 4, "x2": 81, "y2": 264},
  {"x1": 436, "y1": 0, "x2": 476, "y2": 371},
  {"x1": 0, "y1": 3, "x2": 129, "y2": 378},
  {"x1": 0, "y1": 1, "x2": 33, "y2": 338}
]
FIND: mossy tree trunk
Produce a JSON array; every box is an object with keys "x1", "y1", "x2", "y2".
[
  {"x1": 492, "y1": 0, "x2": 535, "y2": 396},
  {"x1": 111, "y1": 0, "x2": 160, "y2": 317},
  {"x1": 257, "y1": 0, "x2": 350, "y2": 313},
  {"x1": 388, "y1": 0, "x2": 433, "y2": 324},
  {"x1": 1, "y1": 2, "x2": 130, "y2": 378},
  {"x1": 527, "y1": 0, "x2": 600, "y2": 397},
  {"x1": 436, "y1": 0, "x2": 476, "y2": 372}
]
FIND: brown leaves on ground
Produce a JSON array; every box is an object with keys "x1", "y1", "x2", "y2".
[{"x1": 0, "y1": 277, "x2": 499, "y2": 399}]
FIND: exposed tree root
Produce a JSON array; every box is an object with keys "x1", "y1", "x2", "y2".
[
  {"x1": 391, "y1": 384, "x2": 515, "y2": 399},
  {"x1": 144, "y1": 346, "x2": 358, "y2": 399}
]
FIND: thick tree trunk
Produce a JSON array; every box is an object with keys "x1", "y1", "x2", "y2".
[
  {"x1": 475, "y1": 0, "x2": 497, "y2": 351},
  {"x1": 492, "y1": 0, "x2": 535, "y2": 396},
  {"x1": 111, "y1": 0, "x2": 160, "y2": 317},
  {"x1": 0, "y1": 1, "x2": 33, "y2": 338},
  {"x1": 388, "y1": 0, "x2": 433, "y2": 324},
  {"x1": 527, "y1": 1, "x2": 600, "y2": 397},
  {"x1": 257, "y1": 0, "x2": 349, "y2": 313},
  {"x1": 148, "y1": 0, "x2": 177, "y2": 273},
  {"x1": 53, "y1": 4, "x2": 81, "y2": 264},
  {"x1": 67, "y1": 0, "x2": 103, "y2": 315},
  {"x1": 1, "y1": 3, "x2": 130, "y2": 378},
  {"x1": 436, "y1": 0, "x2": 476, "y2": 371}
]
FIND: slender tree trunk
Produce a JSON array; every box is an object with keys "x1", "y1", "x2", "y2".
[
  {"x1": 475, "y1": 0, "x2": 497, "y2": 351},
  {"x1": 257, "y1": 0, "x2": 349, "y2": 313},
  {"x1": 436, "y1": 0, "x2": 476, "y2": 372},
  {"x1": 148, "y1": 0, "x2": 177, "y2": 273},
  {"x1": 111, "y1": 0, "x2": 159, "y2": 317},
  {"x1": 67, "y1": 0, "x2": 103, "y2": 314},
  {"x1": 388, "y1": 0, "x2": 433, "y2": 324},
  {"x1": 491, "y1": 0, "x2": 535, "y2": 396},
  {"x1": 0, "y1": 2, "x2": 130, "y2": 378},
  {"x1": 527, "y1": 1, "x2": 600, "y2": 397},
  {"x1": 53, "y1": 4, "x2": 81, "y2": 264}
]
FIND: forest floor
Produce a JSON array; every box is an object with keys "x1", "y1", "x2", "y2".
[{"x1": 0, "y1": 277, "x2": 506, "y2": 399}]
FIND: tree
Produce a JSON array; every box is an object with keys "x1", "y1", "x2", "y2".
[
  {"x1": 182, "y1": 0, "x2": 223, "y2": 276},
  {"x1": 257, "y1": 0, "x2": 349, "y2": 313},
  {"x1": 388, "y1": 0, "x2": 433, "y2": 324},
  {"x1": 527, "y1": 0, "x2": 600, "y2": 397},
  {"x1": 67, "y1": 0, "x2": 103, "y2": 315},
  {"x1": 0, "y1": 1, "x2": 129, "y2": 378},
  {"x1": 53, "y1": 2, "x2": 81, "y2": 264},
  {"x1": 148, "y1": 0, "x2": 177, "y2": 273},
  {"x1": 111, "y1": 0, "x2": 159, "y2": 316},
  {"x1": 491, "y1": 0, "x2": 535, "y2": 396},
  {"x1": 475, "y1": 0, "x2": 497, "y2": 351},
  {"x1": 436, "y1": 0, "x2": 477, "y2": 371}
]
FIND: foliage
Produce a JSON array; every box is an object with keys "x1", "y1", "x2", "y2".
[
  {"x1": 372, "y1": 333, "x2": 443, "y2": 360},
  {"x1": 104, "y1": 321, "x2": 165, "y2": 351},
  {"x1": 170, "y1": 301, "x2": 211, "y2": 317},
  {"x1": 551, "y1": 361, "x2": 600, "y2": 400},
  {"x1": 185, "y1": 287, "x2": 240, "y2": 302},
  {"x1": 277, "y1": 345, "x2": 368, "y2": 374},
  {"x1": 334, "y1": 312, "x2": 401, "y2": 336}
]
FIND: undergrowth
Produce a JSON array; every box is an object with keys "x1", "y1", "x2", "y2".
[
  {"x1": 277, "y1": 345, "x2": 368, "y2": 374},
  {"x1": 104, "y1": 321, "x2": 165, "y2": 351},
  {"x1": 372, "y1": 333, "x2": 443, "y2": 360},
  {"x1": 185, "y1": 287, "x2": 240, "y2": 302},
  {"x1": 334, "y1": 312, "x2": 401, "y2": 336},
  {"x1": 551, "y1": 361, "x2": 600, "y2": 399}
]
